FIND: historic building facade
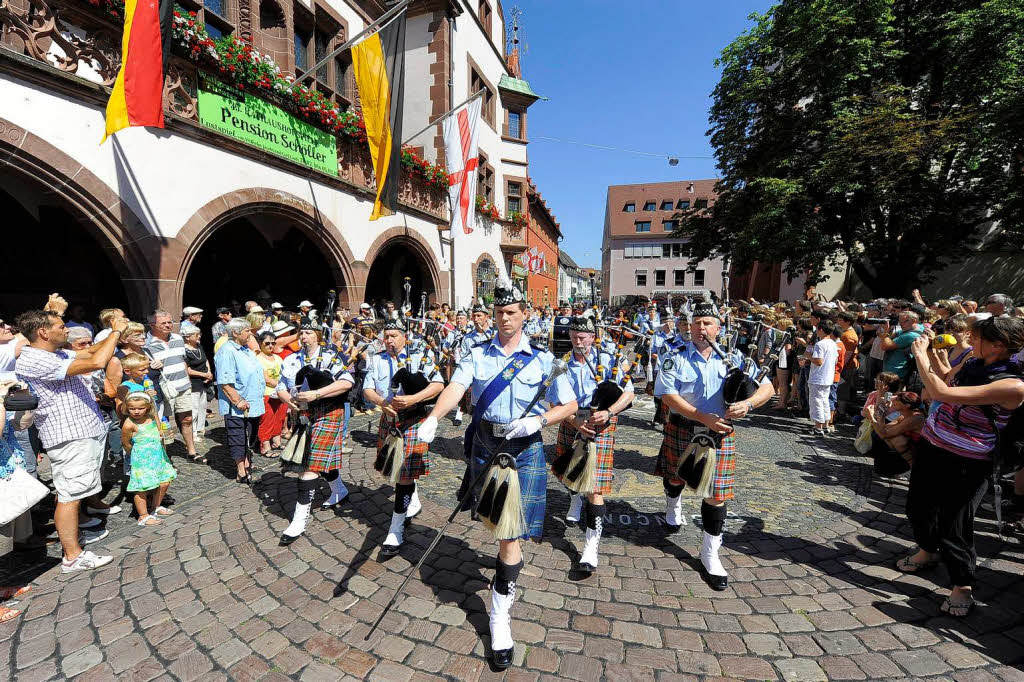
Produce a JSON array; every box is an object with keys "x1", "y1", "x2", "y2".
[
  {"x1": 600, "y1": 180, "x2": 726, "y2": 307},
  {"x1": 0, "y1": 0, "x2": 546, "y2": 320}
]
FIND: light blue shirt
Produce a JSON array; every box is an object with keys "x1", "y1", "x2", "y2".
[
  {"x1": 539, "y1": 316, "x2": 553, "y2": 335},
  {"x1": 279, "y1": 346, "x2": 354, "y2": 395},
  {"x1": 215, "y1": 341, "x2": 267, "y2": 418},
  {"x1": 637, "y1": 315, "x2": 659, "y2": 335},
  {"x1": 443, "y1": 327, "x2": 469, "y2": 351},
  {"x1": 367, "y1": 348, "x2": 443, "y2": 402},
  {"x1": 564, "y1": 347, "x2": 633, "y2": 409},
  {"x1": 459, "y1": 327, "x2": 494, "y2": 356},
  {"x1": 451, "y1": 333, "x2": 574, "y2": 423},
  {"x1": 654, "y1": 343, "x2": 768, "y2": 416},
  {"x1": 525, "y1": 318, "x2": 542, "y2": 337}
]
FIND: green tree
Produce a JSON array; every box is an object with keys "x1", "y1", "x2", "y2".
[{"x1": 677, "y1": 0, "x2": 1024, "y2": 297}]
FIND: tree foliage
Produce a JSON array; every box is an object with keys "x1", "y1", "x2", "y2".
[{"x1": 676, "y1": 0, "x2": 1024, "y2": 296}]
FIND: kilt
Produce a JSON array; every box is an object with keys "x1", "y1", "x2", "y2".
[
  {"x1": 376, "y1": 413, "x2": 430, "y2": 484},
  {"x1": 553, "y1": 416, "x2": 618, "y2": 495},
  {"x1": 471, "y1": 428, "x2": 547, "y2": 541},
  {"x1": 304, "y1": 400, "x2": 346, "y2": 473},
  {"x1": 654, "y1": 419, "x2": 736, "y2": 502}
]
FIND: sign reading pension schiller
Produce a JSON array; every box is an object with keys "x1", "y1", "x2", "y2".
[{"x1": 196, "y1": 73, "x2": 338, "y2": 176}]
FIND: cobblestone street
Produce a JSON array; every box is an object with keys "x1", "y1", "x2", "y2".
[{"x1": 2, "y1": 399, "x2": 1023, "y2": 681}]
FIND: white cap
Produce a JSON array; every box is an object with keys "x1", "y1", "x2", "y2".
[
  {"x1": 249, "y1": 305, "x2": 265, "y2": 313},
  {"x1": 271, "y1": 302, "x2": 284, "y2": 309},
  {"x1": 182, "y1": 306, "x2": 203, "y2": 315},
  {"x1": 299, "y1": 300, "x2": 314, "y2": 308},
  {"x1": 271, "y1": 320, "x2": 294, "y2": 335},
  {"x1": 360, "y1": 302, "x2": 371, "y2": 310}
]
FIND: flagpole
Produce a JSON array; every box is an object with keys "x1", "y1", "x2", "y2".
[
  {"x1": 296, "y1": 0, "x2": 412, "y2": 83},
  {"x1": 402, "y1": 89, "x2": 485, "y2": 146}
]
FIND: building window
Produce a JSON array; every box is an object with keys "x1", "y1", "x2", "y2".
[
  {"x1": 624, "y1": 243, "x2": 659, "y2": 258},
  {"x1": 643, "y1": 201, "x2": 656, "y2": 211},
  {"x1": 677, "y1": 199, "x2": 690, "y2": 210},
  {"x1": 477, "y1": 154, "x2": 494, "y2": 203},
  {"x1": 205, "y1": 22, "x2": 227, "y2": 38},
  {"x1": 506, "y1": 181, "x2": 522, "y2": 214},
  {"x1": 476, "y1": 258, "x2": 496, "y2": 299},
  {"x1": 334, "y1": 54, "x2": 352, "y2": 104},
  {"x1": 663, "y1": 219, "x2": 678, "y2": 232},
  {"x1": 294, "y1": 28, "x2": 311, "y2": 72},
  {"x1": 479, "y1": 0, "x2": 492, "y2": 35},
  {"x1": 507, "y1": 110, "x2": 522, "y2": 139},
  {"x1": 655, "y1": 270, "x2": 666, "y2": 287},
  {"x1": 674, "y1": 270, "x2": 685, "y2": 286},
  {"x1": 470, "y1": 66, "x2": 495, "y2": 128},
  {"x1": 635, "y1": 270, "x2": 647, "y2": 288},
  {"x1": 202, "y1": 0, "x2": 232, "y2": 36},
  {"x1": 695, "y1": 198, "x2": 708, "y2": 209},
  {"x1": 259, "y1": 0, "x2": 285, "y2": 30},
  {"x1": 635, "y1": 221, "x2": 651, "y2": 233},
  {"x1": 693, "y1": 269, "x2": 705, "y2": 287},
  {"x1": 623, "y1": 203, "x2": 635, "y2": 213},
  {"x1": 662, "y1": 244, "x2": 671, "y2": 258},
  {"x1": 314, "y1": 29, "x2": 332, "y2": 85},
  {"x1": 660, "y1": 200, "x2": 673, "y2": 211}
]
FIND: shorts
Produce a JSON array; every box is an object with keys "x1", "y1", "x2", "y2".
[
  {"x1": 47, "y1": 434, "x2": 105, "y2": 502},
  {"x1": 167, "y1": 391, "x2": 193, "y2": 415},
  {"x1": 808, "y1": 383, "x2": 831, "y2": 423}
]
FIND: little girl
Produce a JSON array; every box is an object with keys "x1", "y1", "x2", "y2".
[{"x1": 120, "y1": 392, "x2": 177, "y2": 527}]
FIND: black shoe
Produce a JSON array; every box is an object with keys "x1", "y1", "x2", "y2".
[
  {"x1": 380, "y1": 542, "x2": 401, "y2": 558},
  {"x1": 665, "y1": 523, "x2": 682, "y2": 534},
  {"x1": 279, "y1": 533, "x2": 301, "y2": 546},
  {"x1": 578, "y1": 561, "x2": 595, "y2": 577},
  {"x1": 699, "y1": 562, "x2": 728, "y2": 591},
  {"x1": 491, "y1": 646, "x2": 514, "y2": 670}
]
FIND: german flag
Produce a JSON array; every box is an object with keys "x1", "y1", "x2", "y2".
[
  {"x1": 103, "y1": 0, "x2": 174, "y2": 142},
  {"x1": 352, "y1": 12, "x2": 406, "y2": 220}
]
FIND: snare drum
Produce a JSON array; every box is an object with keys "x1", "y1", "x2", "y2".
[{"x1": 550, "y1": 316, "x2": 573, "y2": 357}]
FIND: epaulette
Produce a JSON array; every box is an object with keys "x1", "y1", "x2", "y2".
[
  {"x1": 530, "y1": 341, "x2": 548, "y2": 353},
  {"x1": 472, "y1": 338, "x2": 490, "y2": 348}
]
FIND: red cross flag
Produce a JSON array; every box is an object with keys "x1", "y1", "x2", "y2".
[{"x1": 443, "y1": 96, "x2": 483, "y2": 235}]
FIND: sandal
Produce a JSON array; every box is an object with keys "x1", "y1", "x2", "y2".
[
  {"x1": 137, "y1": 515, "x2": 162, "y2": 527},
  {"x1": 0, "y1": 586, "x2": 31, "y2": 600},
  {"x1": 941, "y1": 594, "x2": 974, "y2": 618},
  {"x1": 154, "y1": 506, "x2": 174, "y2": 517},
  {"x1": 896, "y1": 554, "x2": 940, "y2": 573},
  {"x1": 188, "y1": 453, "x2": 208, "y2": 464},
  {"x1": 0, "y1": 606, "x2": 21, "y2": 623}
]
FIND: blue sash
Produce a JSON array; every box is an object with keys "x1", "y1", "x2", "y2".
[{"x1": 463, "y1": 349, "x2": 536, "y2": 457}]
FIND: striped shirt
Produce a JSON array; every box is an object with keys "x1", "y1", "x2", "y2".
[
  {"x1": 15, "y1": 346, "x2": 105, "y2": 448},
  {"x1": 144, "y1": 332, "x2": 191, "y2": 395}
]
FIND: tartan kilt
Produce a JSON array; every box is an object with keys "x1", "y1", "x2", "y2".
[
  {"x1": 553, "y1": 416, "x2": 618, "y2": 495},
  {"x1": 471, "y1": 430, "x2": 547, "y2": 541},
  {"x1": 376, "y1": 413, "x2": 430, "y2": 484},
  {"x1": 654, "y1": 419, "x2": 736, "y2": 502},
  {"x1": 304, "y1": 400, "x2": 346, "y2": 473}
]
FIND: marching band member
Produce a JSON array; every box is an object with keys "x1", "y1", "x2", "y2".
[
  {"x1": 650, "y1": 315, "x2": 690, "y2": 425},
  {"x1": 554, "y1": 316, "x2": 634, "y2": 575},
  {"x1": 417, "y1": 280, "x2": 576, "y2": 670},
  {"x1": 653, "y1": 302, "x2": 773, "y2": 590},
  {"x1": 442, "y1": 310, "x2": 470, "y2": 424},
  {"x1": 363, "y1": 319, "x2": 443, "y2": 556},
  {"x1": 277, "y1": 323, "x2": 354, "y2": 545}
]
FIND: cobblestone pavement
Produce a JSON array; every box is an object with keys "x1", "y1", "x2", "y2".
[{"x1": 2, "y1": 400, "x2": 1023, "y2": 681}]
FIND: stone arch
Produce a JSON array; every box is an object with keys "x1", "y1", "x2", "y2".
[
  {"x1": 0, "y1": 116, "x2": 157, "y2": 316},
  {"x1": 359, "y1": 226, "x2": 447, "y2": 304},
  {"x1": 169, "y1": 188, "x2": 358, "y2": 313}
]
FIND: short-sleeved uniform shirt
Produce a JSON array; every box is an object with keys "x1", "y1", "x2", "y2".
[
  {"x1": 564, "y1": 346, "x2": 633, "y2": 409},
  {"x1": 654, "y1": 343, "x2": 769, "y2": 417},
  {"x1": 459, "y1": 327, "x2": 494, "y2": 357},
  {"x1": 451, "y1": 334, "x2": 574, "y2": 423},
  {"x1": 279, "y1": 346, "x2": 354, "y2": 397},
  {"x1": 367, "y1": 347, "x2": 443, "y2": 402}
]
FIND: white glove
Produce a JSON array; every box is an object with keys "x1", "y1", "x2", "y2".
[
  {"x1": 418, "y1": 416, "x2": 438, "y2": 443},
  {"x1": 505, "y1": 416, "x2": 542, "y2": 440}
]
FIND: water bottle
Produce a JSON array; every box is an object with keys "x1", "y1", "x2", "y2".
[{"x1": 159, "y1": 416, "x2": 171, "y2": 435}]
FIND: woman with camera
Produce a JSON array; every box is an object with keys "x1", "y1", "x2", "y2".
[{"x1": 898, "y1": 317, "x2": 1024, "y2": 617}]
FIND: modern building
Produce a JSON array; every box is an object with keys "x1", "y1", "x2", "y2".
[
  {"x1": 557, "y1": 251, "x2": 590, "y2": 305},
  {"x1": 0, "y1": 0, "x2": 548, "y2": 320},
  {"x1": 601, "y1": 180, "x2": 726, "y2": 307}
]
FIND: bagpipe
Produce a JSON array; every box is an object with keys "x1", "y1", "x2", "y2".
[{"x1": 294, "y1": 289, "x2": 340, "y2": 392}]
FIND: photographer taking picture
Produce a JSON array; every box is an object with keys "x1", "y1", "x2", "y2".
[{"x1": 898, "y1": 316, "x2": 1024, "y2": 618}]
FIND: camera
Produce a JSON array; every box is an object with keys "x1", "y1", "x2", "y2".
[
  {"x1": 932, "y1": 334, "x2": 957, "y2": 349},
  {"x1": 866, "y1": 317, "x2": 888, "y2": 325}
]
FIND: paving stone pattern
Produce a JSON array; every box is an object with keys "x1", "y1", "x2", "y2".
[{"x1": 1, "y1": 401, "x2": 1023, "y2": 681}]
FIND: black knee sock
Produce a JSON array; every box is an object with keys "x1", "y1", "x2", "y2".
[
  {"x1": 297, "y1": 477, "x2": 317, "y2": 505},
  {"x1": 586, "y1": 502, "x2": 605, "y2": 530},
  {"x1": 322, "y1": 469, "x2": 339, "y2": 482},
  {"x1": 493, "y1": 558, "x2": 524, "y2": 596},
  {"x1": 664, "y1": 479, "x2": 684, "y2": 498},
  {"x1": 701, "y1": 501, "x2": 727, "y2": 536},
  {"x1": 394, "y1": 483, "x2": 415, "y2": 514}
]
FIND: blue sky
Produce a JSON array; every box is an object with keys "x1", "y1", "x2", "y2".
[{"x1": 514, "y1": 0, "x2": 775, "y2": 268}]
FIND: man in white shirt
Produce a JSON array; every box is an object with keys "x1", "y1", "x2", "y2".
[{"x1": 805, "y1": 319, "x2": 838, "y2": 437}]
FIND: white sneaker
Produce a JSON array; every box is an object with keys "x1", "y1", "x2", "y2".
[
  {"x1": 405, "y1": 486, "x2": 422, "y2": 519},
  {"x1": 86, "y1": 505, "x2": 122, "y2": 516},
  {"x1": 566, "y1": 494, "x2": 583, "y2": 525},
  {"x1": 62, "y1": 550, "x2": 114, "y2": 574},
  {"x1": 78, "y1": 517, "x2": 102, "y2": 529},
  {"x1": 80, "y1": 528, "x2": 109, "y2": 545},
  {"x1": 665, "y1": 494, "x2": 686, "y2": 528}
]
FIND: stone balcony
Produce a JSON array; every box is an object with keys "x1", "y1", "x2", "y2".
[
  {"x1": 499, "y1": 222, "x2": 527, "y2": 251},
  {"x1": 0, "y1": 0, "x2": 448, "y2": 222}
]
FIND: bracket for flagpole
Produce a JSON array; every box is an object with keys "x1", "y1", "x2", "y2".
[
  {"x1": 402, "y1": 89, "x2": 486, "y2": 146},
  {"x1": 296, "y1": 0, "x2": 413, "y2": 83}
]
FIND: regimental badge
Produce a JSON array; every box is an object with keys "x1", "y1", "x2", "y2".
[
  {"x1": 502, "y1": 366, "x2": 515, "y2": 380},
  {"x1": 663, "y1": 359, "x2": 674, "y2": 371}
]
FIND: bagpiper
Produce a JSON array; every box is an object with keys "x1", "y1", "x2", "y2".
[
  {"x1": 418, "y1": 280, "x2": 576, "y2": 670},
  {"x1": 552, "y1": 316, "x2": 635, "y2": 575},
  {"x1": 363, "y1": 318, "x2": 444, "y2": 556},
  {"x1": 277, "y1": 322, "x2": 355, "y2": 545},
  {"x1": 653, "y1": 301, "x2": 773, "y2": 590}
]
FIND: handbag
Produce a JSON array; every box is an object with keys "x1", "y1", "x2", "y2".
[
  {"x1": 854, "y1": 420, "x2": 873, "y2": 454},
  {"x1": 4, "y1": 392, "x2": 39, "y2": 411},
  {"x1": 0, "y1": 468, "x2": 49, "y2": 526}
]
